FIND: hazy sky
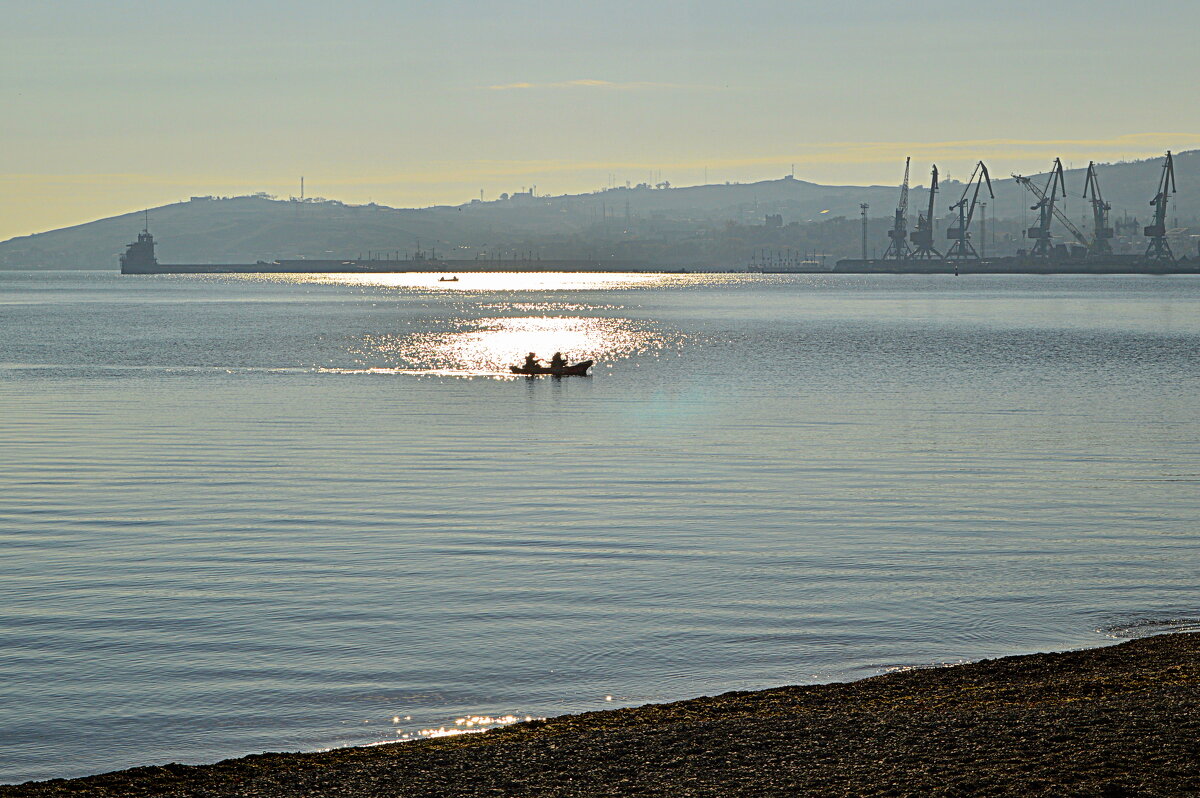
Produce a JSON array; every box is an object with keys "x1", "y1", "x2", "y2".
[{"x1": 3, "y1": 0, "x2": 1200, "y2": 239}]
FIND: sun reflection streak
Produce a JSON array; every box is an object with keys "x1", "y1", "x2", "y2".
[
  {"x1": 351, "y1": 713, "x2": 544, "y2": 747},
  {"x1": 251, "y1": 271, "x2": 702, "y2": 292},
  {"x1": 353, "y1": 315, "x2": 676, "y2": 376}
]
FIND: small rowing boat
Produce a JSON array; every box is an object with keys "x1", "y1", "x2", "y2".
[{"x1": 510, "y1": 359, "x2": 594, "y2": 376}]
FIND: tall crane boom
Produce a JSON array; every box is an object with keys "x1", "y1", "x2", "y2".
[
  {"x1": 1012, "y1": 158, "x2": 1073, "y2": 257},
  {"x1": 882, "y1": 157, "x2": 912, "y2": 260},
  {"x1": 1144, "y1": 151, "x2": 1176, "y2": 262},
  {"x1": 1082, "y1": 161, "x2": 1113, "y2": 255},
  {"x1": 946, "y1": 161, "x2": 993, "y2": 260},
  {"x1": 1013, "y1": 159, "x2": 1090, "y2": 253},
  {"x1": 911, "y1": 164, "x2": 941, "y2": 259}
]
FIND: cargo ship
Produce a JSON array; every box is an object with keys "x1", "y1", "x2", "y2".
[
  {"x1": 118, "y1": 228, "x2": 308, "y2": 273},
  {"x1": 745, "y1": 250, "x2": 827, "y2": 273},
  {"x1": 119, "y1": 228, "x2": 663, "y2": 274}
]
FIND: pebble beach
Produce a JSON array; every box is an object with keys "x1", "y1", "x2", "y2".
[{"x1": 5, "y1": 633, "x2": 1197, "y2": 797}]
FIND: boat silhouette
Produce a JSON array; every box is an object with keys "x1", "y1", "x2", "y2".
[{"x1": 510, "y1": 359, "x2": 593, "y2": 376}]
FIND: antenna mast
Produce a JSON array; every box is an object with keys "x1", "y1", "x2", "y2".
[{"x1": 860, "y1": 203, "x2": 869, "y2": 261}]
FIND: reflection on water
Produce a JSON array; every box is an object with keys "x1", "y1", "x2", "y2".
[
  {"x1": 354, "y1": 316, "x2": 677, "y2": 375},
  {"x1": 1100, "y1": 618, "x2": 1200, "y2": 638},
  {"x1": 1, "y1": 271, "x2": 1198, "y2": 783},
  {"x1": 256, "y1": 271, "x2": 704, "y2": 292},
  {"x1": 351, "y1": 714, "x2": 539, "y2": 746},
  {"x1": 417, "y1": 714, "x2": 537, "y2": 740}
]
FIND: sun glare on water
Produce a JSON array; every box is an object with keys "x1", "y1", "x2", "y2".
[
  {"x1": 349, "y1": 315, "x2": 672, "y2": 376},
  {"x1": 270, "y1": 271, "x2": 690, "y2": 292},
  {"x1": 230, "y1": 271, "x2": 694, "y2": 377}
]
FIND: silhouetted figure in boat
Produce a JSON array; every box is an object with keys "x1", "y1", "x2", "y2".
[{"x1": 510, "y1": 354, "x2": 593, "y2": 376}]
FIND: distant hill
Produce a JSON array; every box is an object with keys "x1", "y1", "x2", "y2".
[{"x1": 3, "y1": 151, "x2": 1196, "y2": 269}]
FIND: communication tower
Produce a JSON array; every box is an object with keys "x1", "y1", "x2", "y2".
[{"x1": 860, "y1": 203, "x2": 869, "y2": 261}]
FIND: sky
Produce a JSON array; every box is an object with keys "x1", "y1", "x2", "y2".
[{"x1": 3, "y1": 0, "x2": 1200, "y2": 239}]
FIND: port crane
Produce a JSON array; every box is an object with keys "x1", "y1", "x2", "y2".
[
  {"x1": 1144, "y1": 151, "x2": 1176, "y2": 262},
  {"x1": 910, "y1": 165, "x2": 941, "y2": 259},
  {"x1": 1013, "y1": 158, "x2": 1071, "y2": 257},
  {"x1": 882, "y1": 157, "x2": 912, "y2": 260},
  {"x1": 1013, "y1": 159, "x2": 1090, "y2": 255},
  {"x1": 1082, "y1": 162, "x2": 1114, "y2": 256},
  {"x1": 946, "y1": 161, "x2": 993, "y2": 260}
]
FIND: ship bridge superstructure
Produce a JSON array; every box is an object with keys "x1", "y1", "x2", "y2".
[{"x1": 119, "y1": 215, "x2": 158, "y2": 273}]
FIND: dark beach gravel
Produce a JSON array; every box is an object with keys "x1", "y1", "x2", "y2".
[{"x1": 4, "y1": 633, "x2": 1198, "y2": 797}]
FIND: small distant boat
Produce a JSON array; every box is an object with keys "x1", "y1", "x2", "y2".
[
  {"x1": 510, "y1": 359, "x2": 594, "y2": 377},
  {"x1": 439, "y1": 276, "x2": 459, "y2": 282}
]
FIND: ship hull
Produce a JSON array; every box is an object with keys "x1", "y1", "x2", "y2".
[{"x1": 121, "y1": 259, "x2": 670, "y2": 275}]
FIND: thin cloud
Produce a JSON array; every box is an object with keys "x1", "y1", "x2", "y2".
[
  {"x1": 342, "y1": 135, "x2": 1200, "y2": 184},
  {"x1": 486, "y1": 79, "x2": 685, "y2": 91},
  {"x1": 7, "y1": 135, "x2": 1196, "y2": 194},
  {"x1": 809, "y1": 133, "x2": 1200, "y2": 159}
]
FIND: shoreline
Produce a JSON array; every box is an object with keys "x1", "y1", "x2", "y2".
[{"x1": 3, "y1": 633, "x2": 1197, "y2": 797}]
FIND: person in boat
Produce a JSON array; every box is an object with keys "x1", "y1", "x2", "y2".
[
  {"x1": 549, "y1": 352, "x2": 566, "y2": 370},
  {"x1": 523, "y1": 352, "x2": 541, "y2": 371}
]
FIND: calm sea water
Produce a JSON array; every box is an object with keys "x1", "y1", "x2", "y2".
[{"x1": 1, "y1": 270, "x2": 1198, "y2": 783}]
